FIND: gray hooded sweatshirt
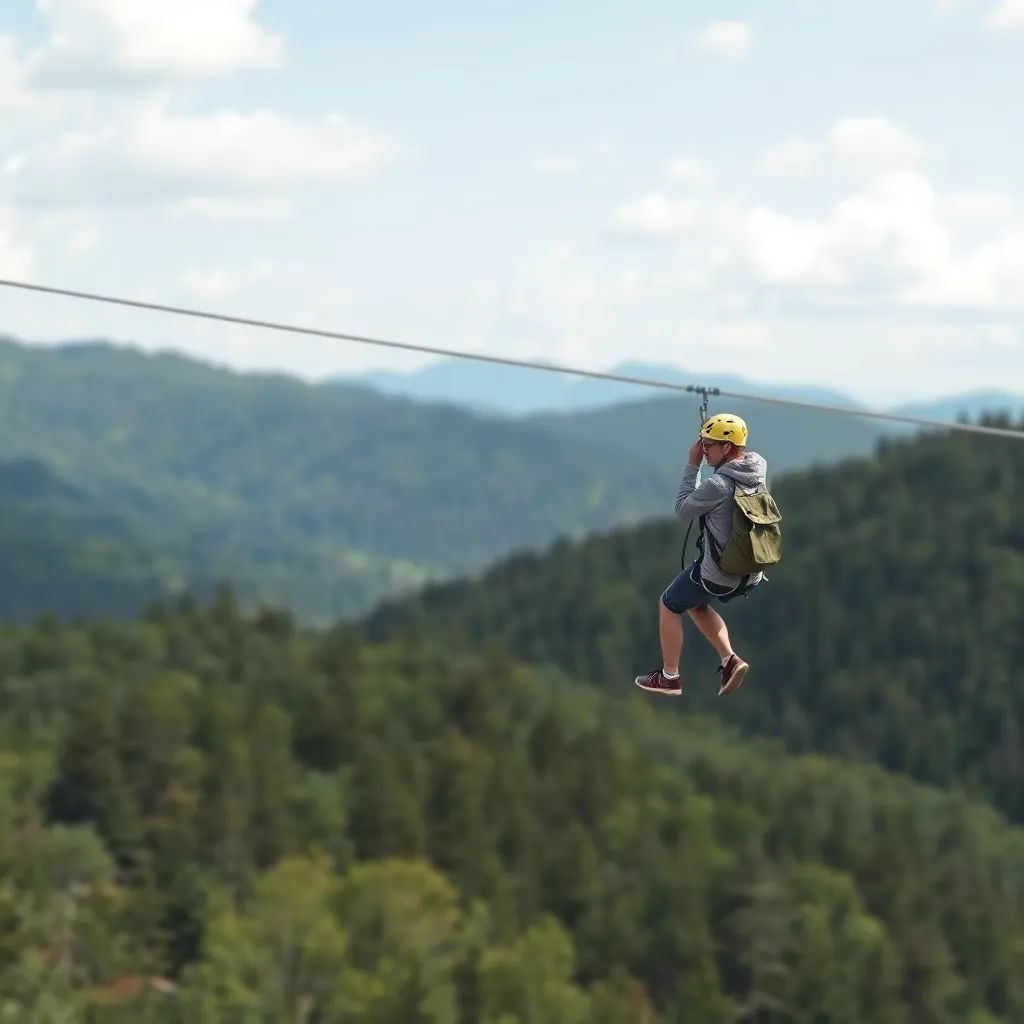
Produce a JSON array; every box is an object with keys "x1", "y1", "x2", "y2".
[{"x1": 674, "y1": 450, "x2": 769, "y2": 590}]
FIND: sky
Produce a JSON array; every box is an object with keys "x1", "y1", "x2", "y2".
[{"x1": 0, "y1": 0, "x2": 1023, "y2": 406}]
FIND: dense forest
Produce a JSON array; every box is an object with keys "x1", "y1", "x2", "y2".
[
  {"x1": 0, "y1": 594, "x2": 1022, "y2": 1020},
  {"x1": 364, "y1": 418, "x2": 1024, "y2": 823},
  {"x1": 0, "y1": 335, "x2": 906, "y2": 622}
]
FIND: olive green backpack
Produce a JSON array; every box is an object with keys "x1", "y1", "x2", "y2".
[{"x1": 702, "y1": 483, "x2": 783, "y2": 576}]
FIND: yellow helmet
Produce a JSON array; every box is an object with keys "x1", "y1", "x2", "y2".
[{"x1": 700, "y1": 412, "x2": 748, "y2": 447}]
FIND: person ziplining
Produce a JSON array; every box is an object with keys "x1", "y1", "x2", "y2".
[{"x1": 635, "y1": 403, "x2": 782, "y2": 698}]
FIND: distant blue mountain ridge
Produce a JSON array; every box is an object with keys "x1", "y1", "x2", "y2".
[{"x1": 337, "y1": 359, "x2": 1024, "y2": 424}]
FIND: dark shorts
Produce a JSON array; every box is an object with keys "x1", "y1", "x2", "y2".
[{"x1": 661, "y1": 559, "x2": 759, "y2": 614}]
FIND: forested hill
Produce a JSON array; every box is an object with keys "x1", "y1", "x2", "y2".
[
  {"x1": 3, "y1": 597, "x2": 1024, "y2": 1020},
  {"x1": 0, "y1": 336, "x2": 677, "y2": 619},
  {"x1": 0, "y1": 455, "x2": 201, "y2": 621},
  {"x1": 362, "y1": 417, "x2": 1024, "y2": 824},
  {"x1": 527, "y1": 389, "x2": 885, "y2": 477},
  {"x1": 0, "y1": 334, "x2": 914, "y2": 622}
]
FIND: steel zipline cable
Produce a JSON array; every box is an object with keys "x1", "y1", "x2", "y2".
[{"x1": 0, "y1": 275, "x2": 1021, "y2": 441}]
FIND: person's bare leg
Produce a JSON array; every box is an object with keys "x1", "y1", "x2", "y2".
[
  {"x1": 687, "y1": 605, "x2": 733, "y2": 659},
  {"x1": 688, "y1": 604, "x2": 748, "y2": 694},
  {"x1": 659, "y1": 600, "x2": 683, "y2": 675}
]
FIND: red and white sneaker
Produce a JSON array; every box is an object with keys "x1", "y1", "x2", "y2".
[
  {"x1": 634, "y1": 669, "x2": 682, "y2": 696},
  {"x1": 718, "y1": 654, "x2": 748, "y2": 696}
]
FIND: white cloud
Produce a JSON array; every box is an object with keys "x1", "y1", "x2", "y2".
[
  {"x1": 939, "y1": 190, "x2": 1018, "y2": 229},
  {"x1": 608, "y1": 193, "x2": 702, "y2": 240},
  {"x1": 609, "y1": 160, "x2": 1024, "y2": 317},
  {"x1": 0, "y1": 207, "x2": 35, "y2": 278},
  {"x1": 827, "y1": 116, "x2": 928, "y2": 173},
  {"x1": 903, "y1": 235, "x2": 1024, "y2": 309},
  {"x1": 734, "y1": 205, "x2": 844, "y2": 286},
  {"x1": 0, "y1": 34, "x2": 70, "y2": 132},
  {"x1": 740, "y1": 170, "x2": 949, "y2": 291},
  {"x1": 662, "y1": 155, "x2": 713, "y2": 187},
  {"x1": 751, "y1": 170, "x2": 1024, "y2": 312},
  {"x1": 756, "y1": 116, "x2": 927, "y2": 180},
  {"x1": 0, "y1": 4, "x2": 403, "y2": 222},
  {"x1": 694, "y1": 20, "x2": 754, "y2": 60},
  {"x1": 2, "y1": 96, "x2": 405, "y2": 209},
  {"x1": 167, "y1": 197, "x2": 297, "y2": 222},
  {"x1": 27, "y1": 0, "x2": 285, "y2": 87},
  {"x1": 984, "y1": 0, "x2": 1024, "y2": 29}
]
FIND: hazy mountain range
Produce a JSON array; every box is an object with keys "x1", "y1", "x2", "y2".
[{"x1": 340, "y1": 358, "x2": 1024, "y2": 423}]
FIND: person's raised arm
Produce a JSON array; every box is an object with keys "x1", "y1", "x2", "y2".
[{"x1": 674, "y1": 439, "x2": 728, "y2": 521}]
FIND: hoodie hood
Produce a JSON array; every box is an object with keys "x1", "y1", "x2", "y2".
[{"x1": 714, "y1": 450, "x2": 767, "y2": 492}]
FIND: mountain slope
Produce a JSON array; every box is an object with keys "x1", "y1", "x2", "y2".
[
  {"x1": 0, "y1": 456, "x2": 200, "y2": 621},
  {"x1": 0, "y1": 336, "x2": 680, "y2": 620},
  {"x1": 361, "y1": 416, "x2": 1024, "y2": 823},
  {"x1": 528, "y1": 391, "x2": 887, "y2": 477}
]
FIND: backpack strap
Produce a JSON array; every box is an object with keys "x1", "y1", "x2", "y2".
[
  {"x1": 698, "y1": 511, "x2": 720, "y2": 566},
  {"x1": 694, "y1": 513, "x2": 750, "y2": 598}
]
